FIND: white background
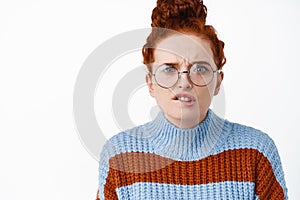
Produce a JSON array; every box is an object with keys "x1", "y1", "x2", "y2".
[{"x1": 1, "y1": 0, "x2": 299, "y2": 199}]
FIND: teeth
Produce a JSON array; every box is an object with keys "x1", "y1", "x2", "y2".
[{"x1": 178, "y1": 96, "x2": 192, "y2": 102}]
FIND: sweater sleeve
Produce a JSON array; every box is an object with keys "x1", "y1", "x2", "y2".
[
  {"x1": 254, "y1": 135, "x2": 288, "y2": 200},
  {"x1": 96, "y1": 141, "x2": 119, "y2": 200}
]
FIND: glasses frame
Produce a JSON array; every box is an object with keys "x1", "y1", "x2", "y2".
[{"x1": 149, "y1": 63, "x2": 221, "y2": 89}]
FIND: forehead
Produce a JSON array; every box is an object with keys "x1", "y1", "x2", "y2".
[{"x1": 154, "y1": 34, "x2": 214, "y2": 66}]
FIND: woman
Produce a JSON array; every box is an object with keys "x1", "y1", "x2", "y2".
[{"x1": 96, "y1": 0, "x2": 288, "y2": 199}]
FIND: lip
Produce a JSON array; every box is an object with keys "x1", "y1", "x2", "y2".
[{"x1": 172, "y1": 92, "x2": 196, "y2": 106}]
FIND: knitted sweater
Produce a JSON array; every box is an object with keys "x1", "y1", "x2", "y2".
[{"x1": 97, "y1": 109, "x2": 288, "y2": 200}]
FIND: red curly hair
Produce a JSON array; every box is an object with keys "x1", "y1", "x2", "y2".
[{"x1": 142, "y1": 0, "x2": 226, "y2": 71}]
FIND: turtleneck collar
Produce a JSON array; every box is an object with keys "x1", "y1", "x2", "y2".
[{"x1": 140, "y1": 109, "x2": 227, "y2": 161}]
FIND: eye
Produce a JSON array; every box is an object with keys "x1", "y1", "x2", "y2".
[
  {"x1": 196, "y1": 66, "x2": 207, "y2": 72},
  {"x1": 192, "y1": 64, "x2": 209, "y2": 73},
  {"x1": 162, "y1": 65, "x2": 177, "y2": 73}
]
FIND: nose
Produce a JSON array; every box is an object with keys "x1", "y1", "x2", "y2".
[{"x1": 178, "y1": 71, "x2": 192, "y2": 89}]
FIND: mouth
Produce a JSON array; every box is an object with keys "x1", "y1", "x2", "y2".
[{"x1": 172, "y1": 93, "x2": 196, "y2": 105}]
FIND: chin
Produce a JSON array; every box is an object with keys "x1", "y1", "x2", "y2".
[{"x1": 168, "y1": 109, "x2": 201, "y2": 121}]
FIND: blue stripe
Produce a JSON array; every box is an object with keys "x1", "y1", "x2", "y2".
[{"x1": 116, "y1": 181, "x2": 256, "y2": 200}]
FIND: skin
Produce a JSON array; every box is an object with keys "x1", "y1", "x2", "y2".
[{"x1": 146, "y1": 33, "x2": 224, "y2": 128}]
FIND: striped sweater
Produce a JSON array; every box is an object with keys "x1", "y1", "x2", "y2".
[{"x1": 97, "y1": 109, "x2": 288, "y2": 199}]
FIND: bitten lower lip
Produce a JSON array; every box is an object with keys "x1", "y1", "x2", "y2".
[
  {"x1": 172, "y1": 93, "x2": 196, "y2": 106},
  {"x1": 177, "y1": 99, "x2": 195, "y2": 106}
]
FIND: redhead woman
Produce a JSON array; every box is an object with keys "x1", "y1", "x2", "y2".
[{"x1": 96, "y1": 0, "x2": 288, "y2": 199}]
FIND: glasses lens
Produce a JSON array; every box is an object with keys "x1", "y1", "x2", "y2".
[
  {"x1": 155, "y1": 64, "x2": 178, "y2": 88},
  {"x1": 189, "y1": 62, "x2": 214, "y2": 86}
]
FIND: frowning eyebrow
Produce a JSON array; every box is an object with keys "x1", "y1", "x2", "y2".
[
  {"x1": 191, "y1": 61, "x2": 211, "y2": 66},
  {"x1": 159, "y1": 61, "x2": 211, "y2": 67},
  {"x1": 160, "y1": 62, "x2": 179, "y2": 67}
]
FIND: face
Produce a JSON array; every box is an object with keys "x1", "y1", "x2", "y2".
[{"x1": 146, "y1": 33, "x2": 223, "y2": 128}]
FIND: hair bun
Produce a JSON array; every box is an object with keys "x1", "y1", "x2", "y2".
[{"x1": 151, "y1": 0, "x2": 207, "y2": 28}]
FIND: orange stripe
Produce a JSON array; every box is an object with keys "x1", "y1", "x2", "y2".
[{"x1": 101, "y1": 149, "x2": 284, "y2": 200}]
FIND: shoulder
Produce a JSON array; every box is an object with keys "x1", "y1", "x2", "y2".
[
  {"x1": 214, "y1": 119, "x2": 280, "y2": 164},
  {"x1": 216, "y1": 120, "x2": 283, "y2": 169},
  {"x1": 110, "y1": 121, "x2": 152, "y2": 146},
  {"x1": 224, "y1": 120, "x2": 276, "y2": 151},
  {"x1": 99, "y1": 122, "x2": 153, "y2": 160}
]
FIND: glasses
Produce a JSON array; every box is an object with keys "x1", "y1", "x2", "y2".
[{"x1": 149, "y1": 61, "x2": 221, "y2": 88}]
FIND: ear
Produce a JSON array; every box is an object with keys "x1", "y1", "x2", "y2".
[
  {"x1": 214, "y1": 71, "x2": 224, "y2": 96},
  {"x1": 146, "y1": 74, "x2": 155, "y2": 97}
]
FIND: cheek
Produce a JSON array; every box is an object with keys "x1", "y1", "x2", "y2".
[
  {"x1": 153, "y1": 86, "x2": 172, "y2": 102},
  {"x1": 194, "y1": 86, "x2": 215, "y2": 103},
  {"x1": 203, "y1": 79, "x2": 218, "y2": 97}
]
